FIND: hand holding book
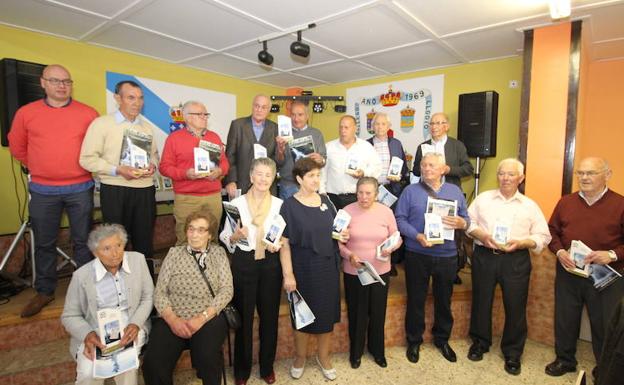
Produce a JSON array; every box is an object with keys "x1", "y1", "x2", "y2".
[{"x1": 83, "y1": 331, "x2": 106, "y2": 360}]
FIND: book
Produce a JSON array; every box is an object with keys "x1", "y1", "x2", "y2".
[
  {"x1": 254, "y1": 143, "x2": 267, "y2": 159},
  {"x1": 345, "y1": 156, "x2": 360, "y2": 176},
  {"x1": 565, "y1": 240, "x2": 591, "y2": 278},
  {"x1": 222, "y1": 202, "x2": 249, "y2": 247},
  {"x1": 198, "y1": 140, "x2": 222, "y2": 170},
  {"x1": 262, "y1": 214, "x2": 286, "y2": 248},
  {"x1": 420, "y1": 143, "x2": 435, "y2": 156},
  {"x1": 97, "y1": 308, "x2": 125, "y2": 355},
  {"x1": 193, "y1": 147, "x2": 211, "y2": 173},
  {"x1": 93, "y1": 344, "x2": 139, "y2": 379},
  {"x1": 387, "y1": 156, "x2": 403, "y2": 178},
  {"x1": 129, "y1": 144, "x2": 148, "y2": 169},
  {"x1": 290, "y1": 135, "x2": 316, "y2": 162},
  {"x1": 566, "y1": 240, "x2": 622, "y2": 290},
  {"x1": 426, "y1": 197, "x2": 457, "y2": 241},
  {"x1": 377, "y1": 185, "x2": 398, "y2": 207},
  {"x1": 492, "y1": 221, "x2": 511, "y2": 247},
  {"x1": 376, "y1": 231, "x2": 401, "y2": 261},
  {"x1": 424, "y1": 213, "x2": 444, "y2": 244},
  {"x1": 410, "y1": 173, "x2": 420, "y2": 184},
  {"x1": 357, "y1": 260, "x2": 386, "y2": 286},
  {"x1": 119, "y1": 128, "x2": 152, "y2": 171},
  {"x1": 288, "y1": 290, "x2": 315, "y2": 330},
  {"x1": 277, "y1": 115, "x2": 293, "y2": 140},
  {"x1": 331, "y1": 209, "x2": 351, "y2": 240}
]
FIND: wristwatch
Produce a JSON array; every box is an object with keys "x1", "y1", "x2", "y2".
[{"x1": 608, "y1": 250, "x2": 618, "y2": 262}]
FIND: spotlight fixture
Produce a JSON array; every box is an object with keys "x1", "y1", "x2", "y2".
[
  {"x1": 312, "y1": 102, "x2": 324, "y2": 113},
  {"x1": 290, "y1": 31, "x2": 310, "y2": 58},
  {"x1": 549, "y1": 0, "x2": 571, "y2": 20},
  {"x1": 270, "y1": 104, "x2": 280, "y2": 113},
  {"x1": 258, "y1": 41, "x2": 273, "y2": 66},
  {"x1": 334, "y1": 105, "x2": 346, "y2": 113}
]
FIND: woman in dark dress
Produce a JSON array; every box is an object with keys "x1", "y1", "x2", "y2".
[{"x1": 279, "y1": 157, "x2": 348, "y2": 381}]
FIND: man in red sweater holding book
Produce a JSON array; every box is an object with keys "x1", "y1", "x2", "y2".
[
  {"x1": 8, "y1": 64, "x2": 98, "y2": 317},
  {"x1": 545, "y1": 157, "x2": 624, "y2": 379}
]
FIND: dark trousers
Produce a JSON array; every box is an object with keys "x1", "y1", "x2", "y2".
[
  {"x1": 231, "y1": 250, "x2": 282, "y2": 380},
  {"x1": 29, "y1": 189, "x2": 93, "y2": 295},
  {"x1": 327, "y1": 193, "x2": 357, "y2": 211},
  {"x1": 143, "y1": 316, "x2": 227, "y2": 385},
  {"x1": 404, "y1": 251, "x2": 457, "y2": 346},
  {"x1": 469, "y1": 246, "x2": 531, "y2": 359},
  {"x1": 344, "y1": 272, "x2": 390, "y2": 361},
  {"x1": 554, "y1": 262, "x2": 624, "y2": 366},
  {"x1": 100, "y1": 184, "x2": 155, "y2": 258}
]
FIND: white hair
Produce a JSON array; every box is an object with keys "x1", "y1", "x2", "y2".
[
  {"x1": 182, "y1": 100, "x2": 205, "y2": 119},
  {"x1": 87, "y1": 224, "x2": 127, "y2": 253},
  {"x1": 497, "y1": 158, "x2": 525, "y2": 175}
]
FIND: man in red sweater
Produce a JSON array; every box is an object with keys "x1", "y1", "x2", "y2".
[
  {"x1": 545, "y1": 157, "x2": 624, "y2": 378},
  {"x1": 159, "y1": 101, "x2": 229, "y2": 243},
  {"x1": 8, "y1": 64, "x2": 98, "y2": 317}
]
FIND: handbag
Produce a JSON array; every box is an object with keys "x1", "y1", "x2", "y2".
[{"x1": 191, "y1": 249, "x2": 241, "y2": 330}]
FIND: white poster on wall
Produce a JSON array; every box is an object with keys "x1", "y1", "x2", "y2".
[
  {"x1": 103, "y1": 71, "x2": 236, "y2": 203},
  {"x1": 346, "y1": 75, "x2": 444, "y2": 169}
]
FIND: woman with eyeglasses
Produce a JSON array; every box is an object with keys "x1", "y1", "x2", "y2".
[
  {"x1": 221, "y1": 157, "x2": 284, "y2": 385},
  {"x1": 143, "y1": 209, "x2": 233, "y2": 385}
]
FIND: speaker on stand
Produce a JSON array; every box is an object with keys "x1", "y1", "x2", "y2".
[{"x1": 457, "y1": 90, "x2": 499, "y2": 197}]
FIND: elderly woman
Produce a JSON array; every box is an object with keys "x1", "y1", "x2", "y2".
[
  {"x1": 61, "y1": 224, "x2": 154, "y2": 385},
  {"x1": 279, "y1": 157, "x2": 348, "y2": 381},
  {"x1": 142, "y1": 210, "x2": 233, "y2": 385},
  {"x1": 367, "y1": 112, "x2": 408, "y2": 198},
  {"x1": 221, "y1": 158, "x2": 283, "y2": 385},
  {"x1": 338, "y1": 177, "x2": 402, "y2": 369}
]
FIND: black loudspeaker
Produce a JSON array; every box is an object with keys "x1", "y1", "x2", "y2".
[
  {"x1": 457, "y1": 91, "x2": 499, "y2": 157},
  {"x1": 0, "y1": 58, "x2": 46, "y2": 147}
]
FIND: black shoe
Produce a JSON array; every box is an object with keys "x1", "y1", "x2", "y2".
[
  {"x1": 374, "y1": 356, "x2": 387, "y2": 368},
  {"x1": 545, "y1": 359, "x2": 576, "y2": 376},
  {"x1": 350, "y1": 358, "x2": 361, "y2": 369},
  {"x1": 504, "y1": 357, "x2": 521, "y2": 375},
  {"x1": 406, "y1": 344, "x2": 420, "y2": 363},
  {"x1": 467, "y1": 343, "x2": 488, "y2": 361},
  {"x1": 437, "y1": 343, "x2": 457, "y2": 362},
  {"x1": 592, "y1": 366, "x2": 598, "y2": 382}
]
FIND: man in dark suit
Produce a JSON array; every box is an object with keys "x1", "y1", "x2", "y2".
[
  {"x1": 225, "y1": 94, "x2": 277, "y2": 197},
  {"x1": 412, "y1": 112, "x2": 473, "y2": 189}
]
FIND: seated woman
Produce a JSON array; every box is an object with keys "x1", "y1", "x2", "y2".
[
  {"x1": 142, "y1": 210, "x2": 233, "y2": 385},
  {"x1": 221, "y1": 158, "x2": 283, "y2": 385},
  {"x1": 339, "y1": 177, "x2": 402, "y2": 369},
  {"x1": 61, "y1": 223, "x2": 154, "y2": 385}
]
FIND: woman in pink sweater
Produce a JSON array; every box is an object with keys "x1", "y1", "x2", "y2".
[{"x1": 339, "y1": 177, "x2": 402, "y2": 369}]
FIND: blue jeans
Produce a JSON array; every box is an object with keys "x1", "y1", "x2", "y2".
[
  {"x1": 278, "y1": 183, "x2": 299, "y2": 200},
  {"x1": 29, "y1": 189, "x2": 93, "y2": 295}
]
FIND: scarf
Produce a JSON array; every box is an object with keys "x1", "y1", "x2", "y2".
[
  {"x1": 187, "y1": 245, "x2": 208, "y2": 270},
  {"x1": 245, "y1": 191, "x2": 272, "y2": 260}
]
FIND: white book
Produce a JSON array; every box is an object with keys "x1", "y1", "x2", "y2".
[
  {"x1": 566, "y1": 240, "x2": 592, "y2": 277},
  {"x1": 426, "y1": 197, "x2": 458, "y2": 241},
  {"x1": 376, "y1": 231, "x2": 401, "y2": 261},
  {"x1": 420, "y1": 143, "x2": 435, "y2": 155},
  {"x1": 288, "y1": 290, "x2": 315, "y2": 330},
  {"x1": 254, "y1": 143, "x2": 267, "y2": 159},
  {"x1": 387, "y1": 156, "x2": 404, "y2": 178},
  {"x1": 93, "y1": 344, "x2": 139, "y2": 379},
  {"x1": 332, "y1": 209, "x2": 351, "y2": 240},
  {"x1": 277, "y1": 115, "x2": 293, "y2": 139},
  {"x1": 193, "y1": 147, "x2": 211, "y2": 174},
  {"x1": 492, "y1": 221, "x2": 511, "y2": 247},
  {"x1": 410, "y1": 173, "x2": 420, "y2": 184},
  {"x1": 345, "y1": 156, "x2": 360, "y2": 175},
  {"x1": 262, "y1": 215, "x2": 286, "y2": 248},
  {"x1": 357, "y1": 260, "x2": 386, "y2": 286},
  {"x1": 97, "y1": 308, "x2": 125, "y2": 355},
  {"x1": 290, "y1": 135, "x2": 316, "y2": 161},
  {"x1": 424, "y1": 213, "x2": 444, "y2": 244},
  {"x1": 377, "y1": 185, "x2": 398, "y2": 207},
  {"x1": 129, "y1": 144, "x2": 148, "y2": 169}
]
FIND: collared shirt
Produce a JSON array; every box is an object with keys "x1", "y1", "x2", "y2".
[
  {"x1": 114, "y1": 110, "x2": 141, "y2": 125},
  {"x1": 373, "y1": 136, "x2": 391, "y2": 185},
  {"x1": 467, "y1": 189, "x2": 551, "y2": 253},
  {"x1": 579, "y1": 186, "x2": 608, "y2": 206},
  {"x1": 321, "y1": 138, "x2": 381, "y2": 194},
  {"x1": 431, "y1": 134, "x2": 448, "y2": 158},
  {"x1": 252, "y1": 119, "x2": 265, "y2": 141},
  {"x1": 93, "y1": 255, "x2": 130, "y2": 322}
]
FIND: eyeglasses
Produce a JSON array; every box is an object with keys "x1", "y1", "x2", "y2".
[
  {"x1": 187, "y1": 226, "x2": 209, "y2": 234},
  {"x1": 253, "y1": 104, "x2": 269, "y2": 111},
  {"x1": 575, "y1": 170, "x2": 605, "y2": 177},
  {"x1": 187, "y1": 112, "x2": 210, "y2": 118},
  {"x1": 430, "y1": 121, "x2": 448, "y2": 126},
  {"x1": 42, "y1": 77, "x2": 74, "y2": 86}
]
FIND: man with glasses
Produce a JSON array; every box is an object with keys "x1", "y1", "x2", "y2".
[
  {"x1": 224, "y1": 94, "x2": 277, "y2": 198},
  {"x1": 465, "y1": 158, "x2": 550, "y2": 375},
  {"x1": 545, "y1": 157, "x2": 624, "y2": 379},
  {"x1": 8, "y1": 64, "x2": 99, "y2": 317},
  {"x1": 80, "y1": 80, "x2": 159, "y2": 260},
  {"x1": 159, "y1": 101, "x2": 229, "y2": 243}
]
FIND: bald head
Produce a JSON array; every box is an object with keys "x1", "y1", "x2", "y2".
[
  {"x1": 430, "y1": 112, "x2": 450, "y2": 141},
  {"x1": 252, "y1": 94, "x2": 270, "y2": 124},
  {"x1": 40, "y1": 64, "x2": 73, "y2": 106}
]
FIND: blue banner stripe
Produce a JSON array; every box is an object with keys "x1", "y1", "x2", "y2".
[{"x1": 105, "y1": 72, "x2": 171, "y2": 134}]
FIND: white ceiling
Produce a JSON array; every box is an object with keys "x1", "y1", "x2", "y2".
[{"x1": 1, "y1": 0, "x2": 623, "y2": 88}]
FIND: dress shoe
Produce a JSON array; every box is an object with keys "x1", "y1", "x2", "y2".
[
  {"x1": 467, "y1": 343, "x2": 488, "y2": 361},
  {"x1": 350, "y1": 358, "x2": 361, "y2": 369},
  {"x1": 374, "y1": 356, "x2": 388, "y2": 368},
  {"x1": 262, "y1": 371, "x2": 276, "y2": 384},
  {"x1": 20, "y1": 293, "x2": 54, "y2": 318},
  {"x1": 545, "y1": 359, "x2": 576, "y2": 376},
  {"x1": 406, "y1": 344, "x2": 420, "y2": 363},
  {"x1": 234, "y1": 379, "x2": 247, "y2": 385},
  {"x1": 437, "y1": 343, "x2": 457, "y2": 362},
  {"x1": 290, "y1": 364, "x2": 305, "y2": 379},
  {"x1": 504, "y1": 357, "x2": 521, "y2": 375},
  {"x1": 316, "y1": 356, "x2": 337, "y2": 381}
]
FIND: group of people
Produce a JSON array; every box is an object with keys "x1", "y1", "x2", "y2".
[{"x1": 7, "y1": 64, "x2": 623, "y2": 385}]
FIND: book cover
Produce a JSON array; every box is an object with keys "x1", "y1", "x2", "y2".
[
  {"x1": 290, "y1": 135, "x2": 316, "y2": 162},
  {"x1": 277, "y1": 115, "x2": 293, "y2": 139},
  {"x1": 424, "y1": 213, "x2": 444, "y2": 244},
  {"x1": 262, "y1": 215, "x2": 286, "y2": 248},
  {"x1": 332, "y1": 209, "x2": 351, "y2": 240},
  {"x1": 426, "y1": 197, "x2": 457, "y2": 241},
  {"x1": 377, "y1": 185, "x2": 398, "y2": 207},
  {"x1": 119, "y1": 128, "x2": 152, "y2": 169},
  {"x1": 223, "y1": 202, "x2": 249, "y2": 247}
]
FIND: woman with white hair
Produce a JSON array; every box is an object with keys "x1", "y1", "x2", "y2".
[{"x1": 61, "y1": 223, "x2": 154, "y2": 385}]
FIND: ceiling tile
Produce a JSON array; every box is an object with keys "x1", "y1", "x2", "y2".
[
  {"x1": 185, "y1": 54, "x2": 274, "y2": 78},
  {"x1": 248, "y1": 73, "x2": 325, "y2": 88},
  {"x1": 294, "y1": 61, "x2": 384, "y2": 83},
  {"x1": 592, "y1": 38, "x2": 624, "y2": 60},
  {"x1": 0, "y1": 0, "x2": 105, "y2": 38},
  {"x1": 123, "y1": 0, "x2": 275, "y2": 50},
  {"x1": 443, "y1": 23, "x2": 525, "y2": 62},
  {"x1": 89, "y1": 24, "x2": 208, "y2": 62},
  {"x1": 304, "y1": 4, "x2": 430, "y2": 57},
  {"x1": 53, "y1": 0, "x2": 133, "y2": 17},
  {"x1": 582, "y1": 3, "x2": 624, "y2": 42},
  {"x1": 358, "y1": 42, "x2": 461, "y2": 73}
]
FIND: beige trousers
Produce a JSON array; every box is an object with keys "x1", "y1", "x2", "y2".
[{"x1": 173, "y1": 192, "x2": 223, "y2": 244}]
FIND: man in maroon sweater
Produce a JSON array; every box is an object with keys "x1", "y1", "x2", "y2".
[
  {"x1": 545, "y1": 157, "x2": 624, "y2": 378},
  {"x1": 8, "y1": 64, "x2": 98, "y2": 317}
]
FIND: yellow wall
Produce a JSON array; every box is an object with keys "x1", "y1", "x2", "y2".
[{"x1": 0, "y1": 24, "x2": 281, "y2": 235}]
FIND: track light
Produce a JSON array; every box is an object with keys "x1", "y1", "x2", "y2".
[
  {"x1": 290, "y1": 31, "x2": 310, "y2": 58},
  {"x1": 270, "y1": 104, "x2": 280, "y2": 113},
  {"x1": 258, "y1": 41, "x2": 273, "y2": 66},
  {"x1": 312, "y1": 102, "x2": 324, "y2": 113}
]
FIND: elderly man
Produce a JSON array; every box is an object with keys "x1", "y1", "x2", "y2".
[
  {"x1": 395, "y1": 152, "x2": 469, "y2": 364},
  {"x1": 8, "y1": 64, "x2": 99, "y2": 317},
  {"x1": 321, "y1": 115, "x2": 381, "y2": 210},
  {"x1": 159, "y1": 101, "x2": 229, "y2": 243},
  {"x1": 61, "y1": 224, "x2": 154, "y2": 385},
  {"x1": 225, "y1": 94, "x2": 277, "y2": 198},
  {"x1": 466, "y1": 158, "x2": 551, "y2": 375},
  {"x1": 545, "y1": 157, "x2": 624, "y2": 378},
  {"x1": 80, "y1": 81, "x2": 158, "y2": 258},
  {"x1": 275, "y1": 101, "x2": 326, "y2": 200}
]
